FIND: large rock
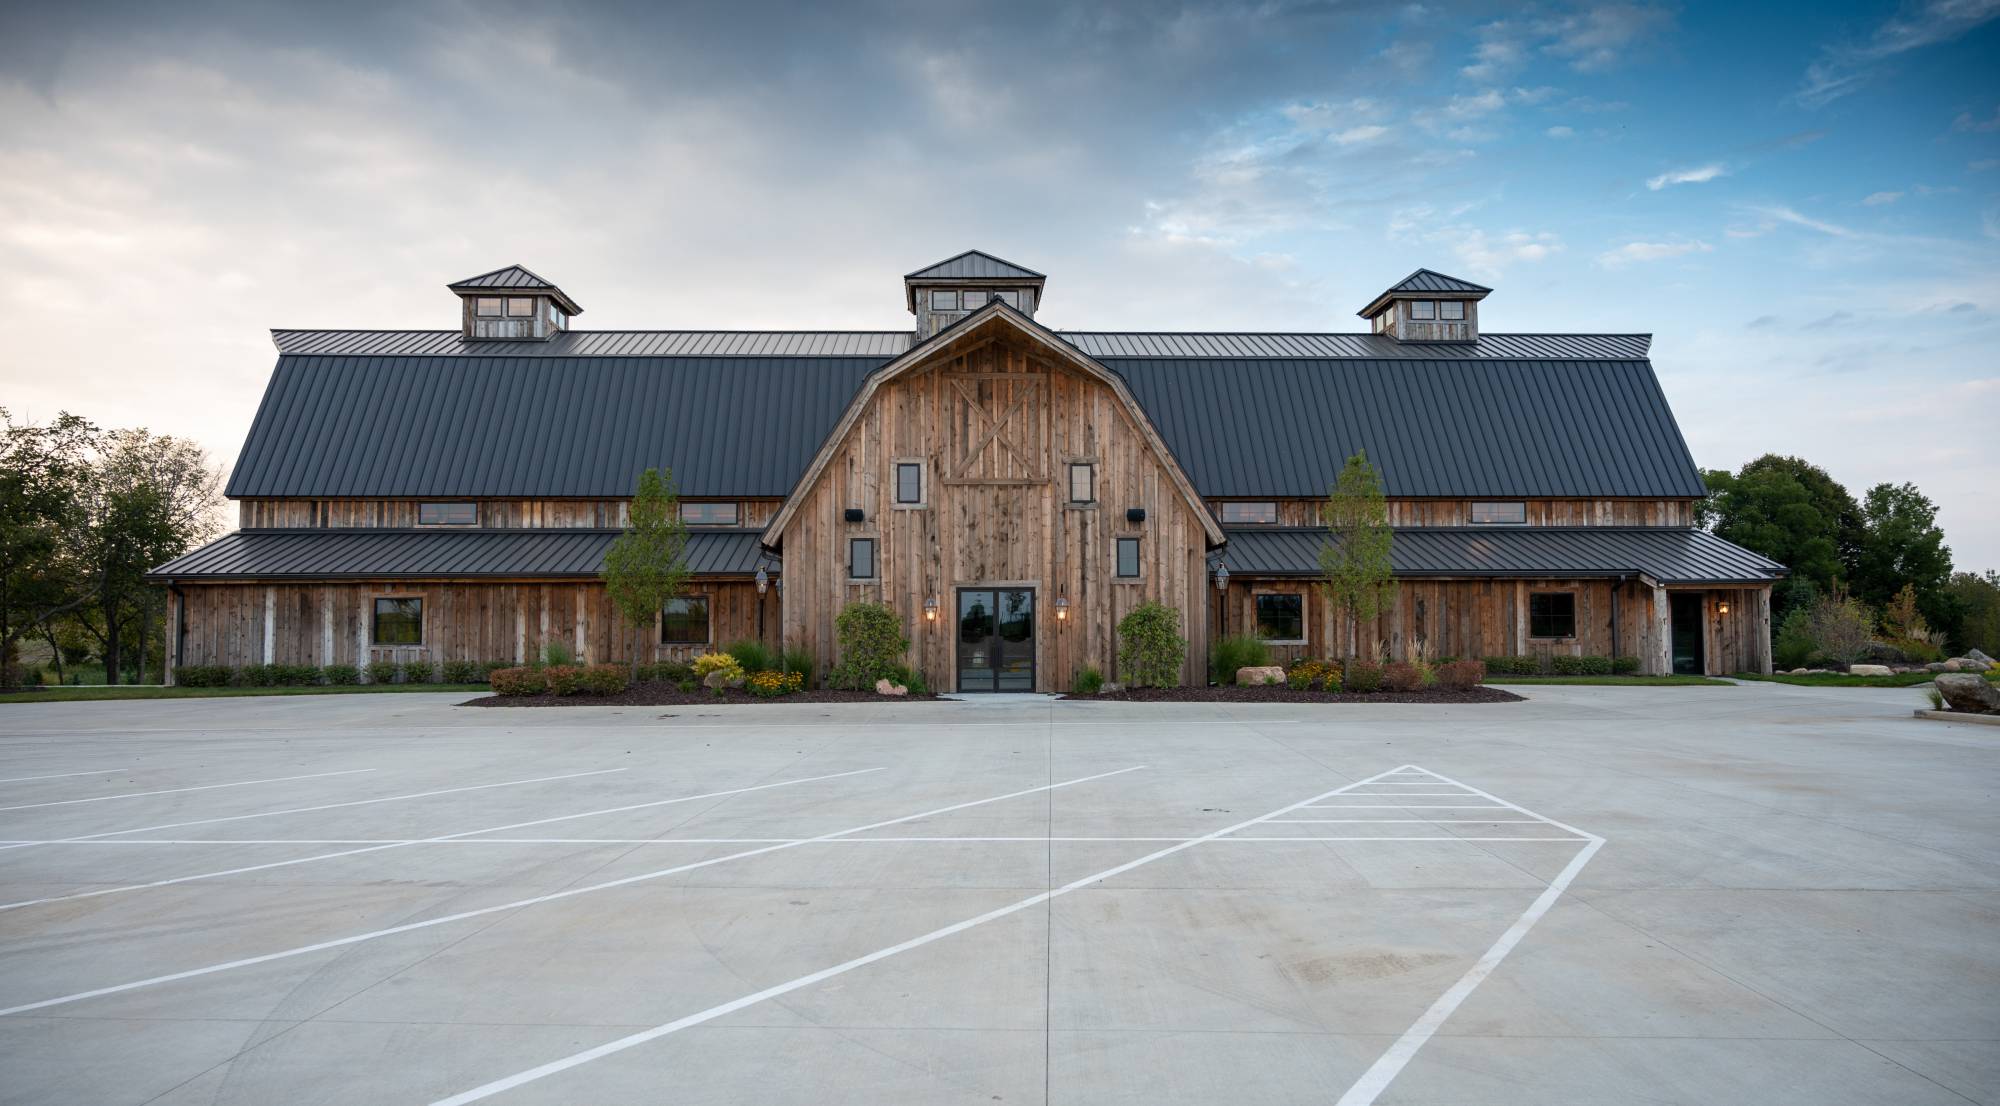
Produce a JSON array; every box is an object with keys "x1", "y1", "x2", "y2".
[
  {"x1": 1967, "y1": 648, "x2": 1995, "y2": 665},
  {"x1": 1847, "y1": 664, "x2": 1893, "y2": 677},
  {"x1": 1946, "y1": 656, "x2": 1992, "y2": 672},
  {"x1": 1236, "y1": 666, "x2": 1286, "y2": 686},
  {"x1": 1927, "y1": 662, "x2": 1950, "y2": 673},
  {"x1": 1935, "y1": 673, "x2": 2000, "y2": 714},
  {"x1": 702, "y1": 670, "x2": 743, "y2": 690}
]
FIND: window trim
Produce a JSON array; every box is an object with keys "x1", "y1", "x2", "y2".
[
  {"x1": 1218, "y1": 501, "x2": 1279, "y2": 526},
  {"x1": 1067, "y1": 460, "x2": 1098, "y2": 506},
  {"x1": 475, "y1": 297, "x2": 502, "y2": 317},
  {"x1": 930, "y1": 289, "x2": 957, "y2": 310},
  {"x1": 892, "y1": 459, "x2": 927, "y2": 509},
  {"x1": 848, "y1": 536, "x2": 879, "y2": 582},
  {"x1": 1114, "y1": 536, "x2": 1142, "y2": 581},
  {"x1": 1440, "y1": 299, "x2": 1466, "y2": 321},
  {"x1": 679, "y1": 501, "x2": 741, "y2": 527},
  {"x1": 1251, "y1": 589, "x2": 1308, "y2": 645},
  {"x1": 1408, "y1": 299, "x2": 1437, "y2": 320},
  {"x1": 505, "y1": 296, "x2": 536, "y2": 317},
  {"x1": 1468, "y1": 500, "x2": 1528, "y2": 525},
  {"x1": 1528, "y1": 590, "x2": 1578, "y2": 640},
  {"x1": 371, "y1": 596, "x2": 424, "y2": 646},
  {"x1": 416, "y1": 501, "x2": 479, "y2": 527},
  {"x1": 659, "y1": 594, "x2": 711, "y2": 645}
]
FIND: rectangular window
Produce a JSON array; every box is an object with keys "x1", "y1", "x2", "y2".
[
  {"x1": 1409, "y1": 300, "x2": 1436, "y2": 320},
  {"x1": 372, "y1": 597, "x2": 422, "y2": 645},
  {"x1": 1440, "y1": 300, "x2": 1466, "y2": 320},
  {"x1": 895, "y1": 462, "x2": 923, "y2": 505},
  {"x1": 1116, "y1": 537, "x2": 1141, "y2": 578},
  {"x1": 506, "y1": 297, "x2": 535, "y2": 317},
  {"x1": 475, "y1": 297, "x2": 502, "y2": 317},
  {"x1": 1469, "y1": 501, "x2": 1527, "y2": 524},
  {"x1": 679, "y1": 502, "x2": 740, "y2": 526},
  {"x1": 849, "y1": 537, "x2": 877, "y2": 580},
  {"x1": 1219, "y1": 501, "x2": 1278, "y2": 525},
  {"x1": 661, "y1": 596, "x2": 709, "y2": 644},
  {"x1": 930, "y1": 289, "x2": 957, "y2": 310},
  {"x1": 1253, "y1": 593, "x2": 1305, "y2": 643},
  {"x1": 417, "y1": 502, "x2": 478, "y2": 526},
  {"x1": 1068, "y1": 462, "x2": 1096, "y2": 504},
  {"x1": 1529, "y1": 592, "x2": 1576, "y2": 638},
  {"x1": 992, "y1": 290, "x2": 1018, "y2": 309}
]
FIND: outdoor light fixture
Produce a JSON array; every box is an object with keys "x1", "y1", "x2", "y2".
[
  {"x1": 1213, "y1": 562, "x2": 1229, "y2": 590},
  {"x1": 924, "y1": 597, "x2": 939, "y2": 621},
  {"x1": 754, "y1": 566, "x2": 769, "y2": 594},
  {"x1": 1055, "y1": 596, "x2": 1069, "y2": 620},
  {"x1": 1717, "y1": 600, "x2": 1730, "y2": 614}
]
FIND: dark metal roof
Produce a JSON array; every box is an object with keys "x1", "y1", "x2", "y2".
[
  {"x1": 271, "y1": 328, "x2": 1648, "y2": 361},
  {"x1": 446, "y1": 265, "x2": 582, "y2": 314},
  {"x1": 1219, "y1": 526, "x2": 1785, "y2": 585},
  {"x1": 1115, "y1": 356, "x2": 1706, "y2": 498},
  {"x1": 224, "y1": 354, "x2": 887, "y2": 498},
  {"x1": 148, "y1": 528, "x2": 769, "y2": 581},
  {"x1": 1359, "y1": 269, "x2": 1493, "y2": 318},
  {"x1": 905, "y1": 250, "x2": 1046, "y2": 281}
]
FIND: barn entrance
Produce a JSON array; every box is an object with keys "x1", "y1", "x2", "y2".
[
  {"x1": 1670, "y1": 592, "x2": 1706, "y2": 675},
  {"x1": 957, "y1": 588, "x2": 1036, "y2": 691}
]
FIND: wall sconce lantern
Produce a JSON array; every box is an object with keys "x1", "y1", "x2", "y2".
[
  {"x1": 1717, "y1": 600, "x2": 1730, "y2": 615},
  {"x1": 1213, "y1": 562, "x2": 1230, "y2": 591},
  {"x1": 924, "y1": 597, "x2": 939, "y2": 622},
  {"x1": 754, "y1": 566, "x2": 770, "y2": 594},
  {"x1": 1055, "y1": 596, "x2": 1070, "y2": 621},
  {"x1": 844, "y1": 508, "x2": 866, "y2": 523}
]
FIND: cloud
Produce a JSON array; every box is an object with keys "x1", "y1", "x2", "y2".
[
  {"x1": 1746, "y1": 314, "x2": 1780, "y2": 329},
  {"x1": 1805, "y1": 310, "x2": 1856, "y2": 330},
  {"x1": 1646, "y1": 163, "x2": 1727, "y2": 190},
  {"x1": 1864, "y1": 190, "x2": 1904, "y2": 205},
  {"x1": 1444, "y1": 89, "x2": 1507, "y2": 119},
  {"x1": 1597, "y1": 239, "x2": 1715, "y2": 267},
  {"x1": 1539, "y1": 4, "x2": 1674, "y2": 71},
  {"x1": 1975, "y1": 158, "x2": 2000, "y2": 171},
  {"x1": 1546, "y1": 125, "x2": 1575, "y2": 139},
  {"x1": 1461, "y1": 22, "x2": 1527, "y2": 81},
  {"x1": 1798, "y1": 0, "x2": 2000, "y2": 107},
  {"x1": 1952, "y1": 104, "x2": 2000, "y2": 131},
  {"x1": 1389, "y1": 208, "x2": 1561, "y2": 276}
]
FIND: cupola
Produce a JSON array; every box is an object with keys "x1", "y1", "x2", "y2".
[
  {"x1": 905, "y1": 250, "x2": 1046, "y2": 338},
  {"x1": 449, "y1": 265, "x2": 583, "y2": 341},
  {"x1": 1358, "y1": 269, "x2": 1490, "y2": 343}
]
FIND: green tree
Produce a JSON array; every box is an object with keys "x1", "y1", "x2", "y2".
[
  {"x1": 1115, "y1": 600, "x2": 1187, "y2": 688},
  {"x1": 600, "y1": 468, "x2": 689, "y2": 679},
  {"x1": 1945, "y1": 570, "x2": 2000, "y2": 655},
  {"x1": 1698, "y1": 456, "x2": 1854, "y2": 605},
  {"x1": 1318, "y1": 450, "x2": 1395, "y2": 664},
  {"x1": 1851, "y1": 482, "x2": 1952, "y2": 624},
  {"x1": 0, "y1": 410, "x2": 101, "y2": 683}
]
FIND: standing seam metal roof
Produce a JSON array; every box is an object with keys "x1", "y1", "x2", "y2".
[
  {"x1": 1219, "y1": 527, "x2": 1786, "y2": 584},
  {"x1": 147, "y1": 528, "x2": 768, "y2": 580},
  {"x1": 447, "y1": 265, "x2": 558, "y2": 290},
  {"x1": 905, "y1": 250, "x2": 1046, "y2": 280}
]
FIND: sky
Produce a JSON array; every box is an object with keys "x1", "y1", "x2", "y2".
[{"x1": 1, "y1": 0, "x2": 1996, "y2": 569}]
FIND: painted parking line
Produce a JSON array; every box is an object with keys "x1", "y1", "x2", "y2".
[
  {"x1": 0, "y1": 770, "x2": 131, "y2": 785},
  {"x1": 0, "y1": 834, "x2": 1588, "y2": 846},
  {"x1": 0, "y1": 769, "x2": 375, "y2": 813},
  {"x1": 0, "y1": 766, "x2": 1144, "y2": 1018},
  {"x1": 0, "y1": 767, "x2": 869, "y2": 913}
]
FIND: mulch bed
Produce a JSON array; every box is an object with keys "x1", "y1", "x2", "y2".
[
  {"x1": 464, "y1": 681, "x2": 939, "y2": 707},
  {"x1": 1060, "y1": 685, "x2": 1523, "y2": 704}
]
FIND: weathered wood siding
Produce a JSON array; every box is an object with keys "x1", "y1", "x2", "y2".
[
  {"x1": 173, "y1": 581, "x2": 771, "y2": 670},
  {"x1": 779, "y1": 335, "x2": 1212, "y2": 691},
  {"x1": 1211, "y1": 498, "x2": 1696, "y2": 528},
  {"x1": 238, "y1": 499, "x2": 780, "y2": 529}
]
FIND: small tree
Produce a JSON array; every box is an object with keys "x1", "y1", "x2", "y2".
[
  {"x1": 826, "y1": 601, "x2": 909, "y2": 689},
  {"x1": 1319, "y1": 450, "x2": 1395, "y2": 664},
  {"x1": 600, "y1": 468, "x2": 689, "y2": 679},
  {"x1": 1116, "y1": 601, "x2": 1186, "y2": 687}
]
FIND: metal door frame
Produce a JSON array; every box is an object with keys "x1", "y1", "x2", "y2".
[{"x1": 954, "y1": 585, "x2": 1037, "y2": 692}]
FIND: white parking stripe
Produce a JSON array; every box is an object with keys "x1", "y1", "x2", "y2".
[
  {"x1": 0, "y1": 770, "x2": 128, "y2": 784},
  {"x1": 0, "y1": 769, "x2": 374, "y2": 813}
]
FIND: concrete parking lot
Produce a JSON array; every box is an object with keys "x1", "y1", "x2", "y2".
[{"x1": 0, "y1": 683, "x2": 1994, "y2": 1105}]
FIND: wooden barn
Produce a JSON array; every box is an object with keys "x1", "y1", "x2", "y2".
[{"x1": 149, "y1": 253, "x2": 1784, "y2": 689}]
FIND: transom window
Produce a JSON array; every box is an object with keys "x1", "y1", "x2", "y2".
[
  {"x1": 1440, "y1": 300, "x2": 1466, "y2": 320},
  {"x1": 849, "y1": 537, "x2": 877, "y2": 580},
  {"x1": 895, "y1": 462, "x2": 924, "y2": 505},
  {"x1": 417, "y1": 502, "x2": 478, "y2": 526},
  {"x1": 1469, "y1": 501, "x2": 1527, "y2": 525},
  {"x1": 661, "y1": 596, "x2": 709, "y2": 644},
  {"x1": 1219, "y1": 501, "x2": 1278, "y2": 525},
  {"x1": 680, "y1": 502, "x2": 740, "y2": 526},
  {"x1": 1068, "y1": 462, "x2": 1096, "y2": 504},
  {"x1": 1116, "y1": 537, "x2": 1141, "y2": 578},
  {"x1": 1408, "y1": 300, "x2": 1437, "y2": 320},
  {"x1": 1254, "y1": 592, "x2": 1305, "y2": 643},
  {"x1": 372, "y1": 597, "x2": 423, "y2": 645},
  {"x1": 1529, "y1": 592, "x2": 1576, "y2": 638},
  {"x1": 506, "y1": 297, "x2": 535, "y2": 317},
  {"x1": 475, "y1": 297, "x2": 502, "y2": 317}
]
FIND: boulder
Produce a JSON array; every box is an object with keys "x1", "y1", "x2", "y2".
[
  {"x1": 1968, "y1": 648, "x2": 1995, "y2": 665},
  {"x1": 1788, "y1": 667, "x2": 1809, "y2": 675},
  {"x1": 1236, "y1": 666, "x2": 1286, "y2": 686},
  {"x1": 1935, "y1": 673, "x2": 2000, "y2": 715},
  {"x1": 873, "y1": 678, "x2": 907, "y2": 696},
  {"x1": 702, "y1": 670, "x2": 743, "y2": 690},
  {"x1": 1946, "y1": 656, "x2": 1992, "y2": 672},
  {"x1": 1847, "y1": 664, "x2": 1893, "y2": 677},
  {"x1": 1927, "y1": 662, "x2": 1950, "y2": 673}
]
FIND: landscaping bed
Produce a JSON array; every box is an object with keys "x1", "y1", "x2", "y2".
[
  {"x1": 466, "y1": 681, "x2": 938, "y2": 707},
  {"x1": 0, "y1": 684, "x2": 489, "y2": 704},
  {"x1": 1060, "y1": 685, "x2": 1522, "y2": 704}
]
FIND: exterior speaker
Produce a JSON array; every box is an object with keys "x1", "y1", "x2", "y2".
[
  {"x1": 1126, "y1": 507, "x2": 1147, "y2": 523},
  {"x1": 845, "y1": 508, "x2": 865, "y2": 522}
]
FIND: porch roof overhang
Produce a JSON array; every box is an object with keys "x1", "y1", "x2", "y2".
[
  {"x1": 1217, "y1": 526, "x2": 1787, "y2": 586},
  {"x1": 145, "y1": 528, "x2": 773, "y2": 583}
]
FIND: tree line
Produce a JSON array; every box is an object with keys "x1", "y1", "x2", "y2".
[{"x1": 1, "y1": 409, "x2": 226, "y2": 686}]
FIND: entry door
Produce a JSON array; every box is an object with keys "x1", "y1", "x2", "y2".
[
  {"x1": 1670, "y1": 593, "x2": 1705, "y2": 675},
  {"x1": 957, "y1": 588, "x2": 1035, "y2": 691}
]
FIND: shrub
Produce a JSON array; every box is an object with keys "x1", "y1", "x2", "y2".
[
  {"x1": 1481, "y1": 655, "x2": 1541, "y2": 676},
  {"x1": 1344, "y1": 662, "x2": 1385, "y2": 693},
  {"x1": 884, "y1": 663, "x2": 930, "y2": 696},
  {"x1": 543, "y1": 664, "x2": 585, "y2": 695},
  {"x1": 1550, "y1": 655, "x2": 1588, "y2": 676},
  {"x1": 1611, "y1": 656, "x2": 1641, "y2": 675},
  {"x1": 1286, "y1": 659, "x2": 1334, "y2": 691},
  {"x1": 539, "y1": 640, "x2": 575, "y2": 668},
  {"x1": 1210, "y1": 634, "x2": 1272, "y2": 684},
  {"x1": 1435, "y1": 659, "x2": 1486, "y2": 688},
  {"x1": 1804, "y1": 590, "x2": 1873, "y2": 666},
  {"x1": 400, "y1": 659, "x2": 436, "y2": 684},
  {"x1": 579, "y1": 664, "x2": 628, "y2": 695},
  {"x1": 271, "y1": 664, "x2": 319, "y2": 686},
  {"x1": 320, "y1": 664, "x2": 361, "y2": 686},
  {"x1": 691, "y1": 652, "x2": 744, "y2": 682},
  {"x1": 489, "y1": 666, "x2": 546, "y2": 696},
  {"x1": 1072, "y1": 665, "x2": 1105, "y2": 694},
  {"x1": 365, "y1": 660, "x2": 400, "y2": 685},
  {"x1": 1382, "y1": 661, "x2": 1426, "y2": 692},
  {"x1": 175, "y1": 664, "x2": 231, "y2": 688},
  {"x1": 1117, "y1": 601, "x2": 1186, "y2": 688},
  {"x1": 724, "y1": 639, "x2": 778, "y2": 675},
  {"x1": 235, "y1": 663, "x2": 278, "y2": 687},
  {"x1": 441, "y1": 660, "x2": 484, "y2": 685},
  {"x1": 482, "y1": 660, "x2": 514, "y2": 678},
  {"x1": 826, "y1": 602, "x2": 910, "y2": 690},
  {"x1": 1581, "y1": 655, "x2": 1613, "y2": 676},
  {"x1": 638, "y1": 660, "x2": 694, "y2": 684},
  {"x1": 746, "y1": 669, "x2": 805, "y2": 697},
  {"x1": 779, "y1": 647, "x2": 816, "y2": 688}
]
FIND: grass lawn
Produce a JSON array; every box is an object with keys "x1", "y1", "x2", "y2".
[
  {"x1": 0, "y1": 684, "x2": 489, "y2": 704},
  {"x1": 1483, "y1": 674, "x2": 1734, "y2": 687},
  {"x1": 1732, "y1": 671, "x2": 1940, "y2": 688}
]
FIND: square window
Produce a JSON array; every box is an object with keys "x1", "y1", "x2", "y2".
[
  {"x1": 1529, "y1": 592, "x2": 1576, "y2": 638},
  {"x1": 1469, "y1": 501, "x2": 1527, "y2": 524},
  {"x1": 679, "y1": 502, "x2": 740, "y2": 526},
  {"x1": 895, "y1": 463, "x2": 923, "y2": 505},
  {"x1": 506, "y1": 297, "x2": 535, "y2": 317},
  {"x1": 661, "y1": 596, "x2": 709, "y2": 644},
  {"x1": 850, "y1": 537, "x2": 877, "y2": 580},
  {"x1": 1069, "y1": 463, "x2": 1096, "y2": 504},
  {"x1": 1116, "y1": 537, "x2": 1140, "y2": 578},
  {"x1": 1409, "y1": 300, "x2": 1436, "y2": 320},
  {"x1": 372, "y1": 597, "x2": 422, "y2": 645},
  {"x1": 417, "y1": 502, "x2": 478, "y2": 526},
  {"x1": 930, "y1": 289, "x2": 957, "y2": 310},
  {"x1": 1254, "y1": 593, "x2": 1305, "y2": 642},
  {"x1": 1440, "y1": 300, "x2": 1466, "y2": 320},
  {"x1": 475, "y1": 297, "x2": 502, "y2": 317},
  {"x1": 1219, "y1": 501, "x2": 1278, "y2": 525}
]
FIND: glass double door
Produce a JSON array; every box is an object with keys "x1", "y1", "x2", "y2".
[{"x1": 957, "y1": 588, "x2": 1035, "y2": 691}]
